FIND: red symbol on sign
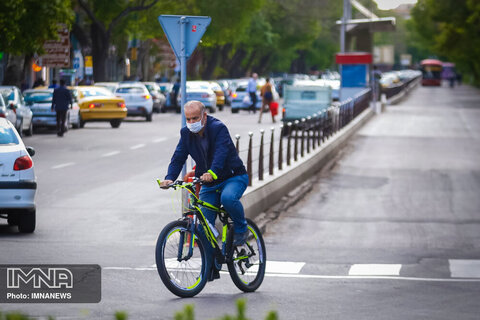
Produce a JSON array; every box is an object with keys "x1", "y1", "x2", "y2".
[{"x1": 192, "y1": 25, "x2": 197, "y2": 32}]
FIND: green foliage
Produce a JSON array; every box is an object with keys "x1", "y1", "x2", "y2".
[
  {"x1": 410, "y1": 0, "x2": 480, "y2": 85},
  {"x1": 174, "y1": 304, "x2": 195, "y2": 320},
  {"x1": 0, "y1": 0, "x2": 74, "y2": 55},
  {"x1": 114, "y1": 311, "x2": 128, "y2": 320}
]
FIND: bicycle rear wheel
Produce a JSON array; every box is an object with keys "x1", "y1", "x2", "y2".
[
  {"x1": 155, "y1": 220, "x2": 208, "y2": 297},
  {"x1": 227, "y1": 218, "x2": 266, "y2": 292}
]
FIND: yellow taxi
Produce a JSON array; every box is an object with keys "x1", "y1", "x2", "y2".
[
  {"x1": 209, "y1": 82, "x2": 225, "y2": 111},
  {"x1": 73, "y1": 86, "x2": 127, "y2": 128}
]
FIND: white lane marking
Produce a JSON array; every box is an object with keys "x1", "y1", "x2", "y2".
[
  {"x1": 130, "y1": 144, "x2": 146, "y2": 150},
  {"x1": 101, "y1": 151, "x2": 120, "y2": 157},
  {"x1": 102, "y1": 268, "x2": 480, "y2": 282},
  {"x1": 265, "y1": 261, "x2": 305, "y2": 274},
  {"x1": 152, "y1": 137, "x2": 167, "y2": 143},
  {"x1": 51, "y1": 162, "x2": 75, "y2": 169},
  {"x1": 449, "y1": 260, "x2": 480, "y2": 278},
  {"x1": 349, "y1": 264, "x2": 402, "y2": 276},
  {"x1": 146, "y1": 261, "x2": 306, "y2": 274}
]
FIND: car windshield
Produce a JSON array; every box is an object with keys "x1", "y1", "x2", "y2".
[
  {"x1": 0, "y1": 126, "x2": 19, "y2": 145},
  {"x1": 0, "y1": 89, "x2": 14, "y2": 102},
  {"x1": 187, "y1": 82, "x2": 210, "y2": 90},
  {"x1": 80, "y1": 88, "x2": 114, "y2": 97},
  {"x1": 116, "y1": 87, "x2": 144, "y2": 94},
  {"x1": 24, "y1": 91, "x2": 53, "y2": 104}
]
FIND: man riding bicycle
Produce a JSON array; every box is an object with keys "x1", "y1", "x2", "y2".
[{"x1": 160, "y1": 100, "x2": 249, "y2": 280}]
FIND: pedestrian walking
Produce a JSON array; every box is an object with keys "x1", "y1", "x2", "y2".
[
  {"x1": 247, "y1": 73, "x2": 258, "y2": 114},
  {"x1": 48, "y1": 79, "x2": 59, "y2": 89},
  {"x1": 258, "y1": 78, "x2": 275, "y2": 123},
  {"x1": 51, "y1": 79, "x2": 72, "y2": 137}
]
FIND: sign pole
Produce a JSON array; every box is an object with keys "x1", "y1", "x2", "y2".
[{"x1": 180, "y1": 16, "x2": 188, "y2": 179}]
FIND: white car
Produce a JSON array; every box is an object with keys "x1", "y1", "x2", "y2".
[
  {"x1": 114, "y1": 83, "x2": 154, "y2": 121},
  {"x1": 0, "y1": 118, "x2": 36, "y2": 233},
  {"x1": 0, "y1": 86, "x2": 33, "y2": 137},
  {"x1": 23, "y1": 88, "x2": 81, "y2": 130},
  {"x1": 178, "y1": 81, "x2": 217, "y2": 113}
]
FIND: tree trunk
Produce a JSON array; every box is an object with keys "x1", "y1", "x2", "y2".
[
  {"x1": 90, "y1": 23, "x2": 109, "y2": 82},
  {"x1": 201, "y1": 48, "x2": 220, "y2": 80},
  {"x1": 244, "y1": 50, "x2": 258, "y2": 76},
  {"x1": 227, "y1": 48, "x2": 247, "y2": 78},
  {"x1": 255, "y1": 53, "x2": 272, "y2": 76}
]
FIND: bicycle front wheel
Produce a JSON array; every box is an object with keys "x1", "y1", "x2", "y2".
[
  {"x1": 155, "y1": 220, "x2": 208, "y2": 298},
  {"x1": 227, "y1": 218, "x2": 266, "y2": 292}
]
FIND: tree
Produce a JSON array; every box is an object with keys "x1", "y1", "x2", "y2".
[
  {"x1": 410, "y1": 0, "x2": 480, "y2": 85},
  {"x1": 74, "y1": 0, "x2": 160, "y2": 82},
  {"x1": 0, "y1": 0, "x2": 74, "y2": 85}
]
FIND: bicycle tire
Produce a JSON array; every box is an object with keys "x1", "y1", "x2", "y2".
[
  {"x1": 155, "y1": 220, "x2": 208, "y2": 297},
  {"x1": 226, "y1": 218, "x2": 266, "y2": 292}
]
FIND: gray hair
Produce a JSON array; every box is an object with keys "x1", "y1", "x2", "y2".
[{"x1": 184, "y1": 100, "x2": 206, "y2": 114}]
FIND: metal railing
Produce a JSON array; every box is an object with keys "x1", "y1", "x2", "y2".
[{"x1": 235, "y1": 88, "x2": 372, "y2": 186}]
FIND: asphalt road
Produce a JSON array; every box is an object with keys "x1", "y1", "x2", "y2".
[{"x1": 1, "y1": 84, "x2": 480, "y2": 319}]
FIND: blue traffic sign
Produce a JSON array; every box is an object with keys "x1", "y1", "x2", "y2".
[{"x1": 158, "y1": 15, "x2": 211, "y2": 60}]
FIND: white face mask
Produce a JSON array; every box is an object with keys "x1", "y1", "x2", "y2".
[{"x1": 186, "y1": 114, "x2": 204, "y2": 133}]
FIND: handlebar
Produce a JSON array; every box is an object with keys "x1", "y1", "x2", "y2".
[{"x1": 156, "y1": 177, "x2": 204, "y2": 190}]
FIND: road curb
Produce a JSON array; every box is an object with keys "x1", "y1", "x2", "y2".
[{"x1": 242, "y1": 106, "x2": 375, "y2": 228}]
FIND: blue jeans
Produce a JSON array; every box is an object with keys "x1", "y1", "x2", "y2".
[
  {"x1": 198, "y1": 174, "x2": 249, "y2": 276},
  {"x1": 199, "y1": 174, "x2": 249, "y2": 234}
]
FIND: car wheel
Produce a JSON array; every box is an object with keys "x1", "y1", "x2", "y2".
[
  {"x1": 209, "y1": 107, "x2": 216, "y2": 114},
  {"x1": 80, "y1": 117, "x2": 86, "y2": 128},
  {"x1": 146, "y1": 112, "x2": 153, "y2": 122},
  {"x1": 25, "y1": 120, "x2": 33, "y2": 136},
  {"x1": 218, "y1": 105, "x2": 224, "y2": 111},
  {"x1": 110, "y1": 119, "x2": 122, "y2": 128},
  {"x1": 7, "y1": 214, "x2": 19, "y2": 226},
  {"x1": 231, "y1": 108, "x2": 239, "y2": 114},
  {"x1": 18, "y1": 209, "x2": 35, "y2": 233},
  {"x1": 176, "y1": 107, "x2": 181, "y2": 114}
]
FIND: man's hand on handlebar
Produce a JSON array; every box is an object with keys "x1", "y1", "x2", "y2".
[
  {"x1": 160, "y1": 179, "x2": 173, "y2": 189},
  {"x1": 200, "y1": 172, "x2": 213, "y2": 183}
]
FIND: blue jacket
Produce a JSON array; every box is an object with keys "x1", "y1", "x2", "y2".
[{"x1": 165, "y1": 116, "x2": 247, "y2": 185}]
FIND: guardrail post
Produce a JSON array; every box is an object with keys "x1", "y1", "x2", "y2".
[
  {"x1": 287, "y1": 122, "x2": 292, "y2": 166},
  {"x1": 259, "y1": 129, "x2": 265, "y2": 181},
  {"x1": 269, "y1": 127, "x2": 274, "y2": 176},
  {"x1": 300, "y1": 118, "x2": 306, "y2": 158},
  {"x1": 235, "y1": 134, "x2": 240, "y2": 154},
  {"x1": 311, "y1": 114, "x2": 317, "y2": 150},
  {"x1": 247, "y1": 131, "x2": 253, "y2": 186},
  {"x1": 294, "y1": 120, "x2": 299, "y2": 161},
  {"x1": 278, "y1": 124, "x2": 283, "y2": 171},
  {"x1": 306, "y1": 116, "x2": 311, "y2": 154}
]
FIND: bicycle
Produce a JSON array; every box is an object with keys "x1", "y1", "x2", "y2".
[{"x1": 155, "y1": 178, "x2": 267, "y2": 298}]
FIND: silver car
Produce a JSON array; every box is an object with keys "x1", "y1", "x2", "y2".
[{"x1": 0, "y1": 86, "x2": 33, "y2": 136}]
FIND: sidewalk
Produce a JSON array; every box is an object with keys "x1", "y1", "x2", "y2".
[{"x1": 267, "y1": 83, "x2": 480, "y2": 262}]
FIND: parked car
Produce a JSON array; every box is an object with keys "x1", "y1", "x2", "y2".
[
  {"x1": 178, "y1": 81, "x2": 217, "y2": 113},
  {"x1": 0, "y1": 86, "x2": 33, "y2": 136},
  {"x1": 114, "y1": 83, "x2": 154, "y2": 121},
  {"x1": 0, "y1": 117, "x2": 36, "y2": 233},
  {"x1": 209, "y1": 81, "x2": 225, "y2": 111},
  {"x1": 157, "y1": 82, "x2": 178, "y2": 112},
  {"x1": 23, "y1": 88, "x2": 81, "y2": 131},
  {"x1": 0, "y1": 95, "x2": 17, "y2": 128},
  {"x1": 230, "y1": 78, "x2": 279, "y2": 113},
  {"x1": 94, "y1": 82, "x2": 119, "y2": 93},
  {"x1": 143, "y1": 82, "x2": 166, "y2": 113},
  {"x1": 74, "y1": 86, "x2": 127, "y2": 128}
]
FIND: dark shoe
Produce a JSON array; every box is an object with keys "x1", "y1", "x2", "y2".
[
  {"x1": 208, "y1": 267, "x2": 220, "y2": 282},
  {"x1": 57, "y1": 132, "x2": 63, "y2": 137},
  {"x1": 233, "y1": 231, "x2": 249, "y2": 246}
]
